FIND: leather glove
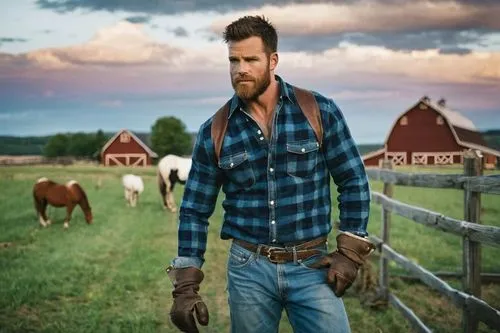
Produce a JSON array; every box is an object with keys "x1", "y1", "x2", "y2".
[
  {"x1": 167, "y1": 266, "x2": 209, "y2": 333},
  {"x1": 310, "y1": 232, "x2": 375, "y2": 297}
]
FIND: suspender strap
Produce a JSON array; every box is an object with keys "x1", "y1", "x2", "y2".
[
  {"x1": 211, "y1": 86, "x2": 323, "y2": 164},
  {"x1": 292, "y1": 86, "x2": 323, "y2": 148},
  {"x1": 211, "y1": 101, "x2": 230, "y2": 164}
]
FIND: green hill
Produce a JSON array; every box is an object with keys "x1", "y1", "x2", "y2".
[{"x1": 483, "y1": 129, "x2": 500, "y2": 151}]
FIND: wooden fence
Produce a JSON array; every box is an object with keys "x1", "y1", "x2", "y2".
[
  {"x1": 365, "y1": 151, "x2": 500, "y2": 333},
  {"x1": 0, "y1": 155, "x2": 94, "y2": 166}
]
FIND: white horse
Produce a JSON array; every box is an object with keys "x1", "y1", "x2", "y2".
[
  {"x1": 122, "y1": 174, "x2": 144, "y2": 208},
  {"x1": 157, "y1": 154, "x2": 192, "y2": 213}
]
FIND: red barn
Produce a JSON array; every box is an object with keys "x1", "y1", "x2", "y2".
[
  {"x1": 363, "y1": 96, "x2": 500, "y2": 168},
  {"x1": 100, "y1": 129, "x2": 158, "y2": 166}
]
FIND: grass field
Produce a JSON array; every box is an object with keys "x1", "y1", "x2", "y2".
[{"x1": 0, "y1": 164, "x2": 499, "y2": 333}]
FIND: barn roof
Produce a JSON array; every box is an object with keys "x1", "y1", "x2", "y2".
[
  {"x1": 419, "y1": 97, "x2": 498, "y2": 154},
  {"x1": 101, "y1": 129, "x2": 158, "y2": 158},
  {"x1": 362, "y1": 148, "x2": 385, "y2": 160},
  {"x1": 364, "y1": 96, "x2": 500, "y2": 161},
  {"x1": 426, "y1": 99, "x2": 477, "y2": 131},
  {"x1": 384, "y1": 96, "x2": 500, "y2": 156}
]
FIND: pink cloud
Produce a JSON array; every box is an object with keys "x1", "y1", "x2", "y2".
[
  {"x1": 209, "y1": 1, "x2": 500, "y2": 35},
  {"x1": 0, "y1": 20, "x2": 498, "y2": 119}
]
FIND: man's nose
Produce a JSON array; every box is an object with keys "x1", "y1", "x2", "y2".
[{"x1": 237, "y1": 62, "x2": 250, "y2": 75}]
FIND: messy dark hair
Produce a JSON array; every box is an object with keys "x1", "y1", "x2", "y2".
[{"x1": 223, "y1": 15, "x2": 278, "y2": 55}]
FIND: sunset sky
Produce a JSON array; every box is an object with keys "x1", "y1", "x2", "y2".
[{"x1": 1, "y1": 0, "x2": 499, "y2": 143}]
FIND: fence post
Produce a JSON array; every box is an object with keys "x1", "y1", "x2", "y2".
[
  {"x1": 379, "y1": 159, "x2": 394, "y2": 301},
  {"x1": 462, "y1": 150, "x2": 483, "y2": 333}
]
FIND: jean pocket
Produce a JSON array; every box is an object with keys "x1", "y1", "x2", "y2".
[
  {"x1": 298, "y1": 245, "x2": 328, "y2": 270},
  {"x1": 286, "y1": 139, "x2": 320, "y2": 178},
  {"x1": 219, "y1": 151, "x2": 256, "y2": 189},
  {"x1": 228, "y1": 243, "x2": 256, "y2": 269}
]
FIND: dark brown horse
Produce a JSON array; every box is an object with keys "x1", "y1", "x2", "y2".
[{"x1": 33, "y1": 177, "x2": 93, "y2": 229}]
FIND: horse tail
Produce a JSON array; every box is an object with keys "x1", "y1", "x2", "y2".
[
  {"x1": 157, "y1": 169, "x2": 167, "y2": 198},
  {"x1": 36, "y1": 177, "x2": 49, "y2": 184},
  {"x1": 33, "y1": 180, "x2": 48, "y2": 220},
  {"x1": 157, "y1": 169, "x2": 166, "y2": 195}
]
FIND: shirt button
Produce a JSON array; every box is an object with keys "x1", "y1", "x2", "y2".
[
  {"x1": 301, "y1": 148, "x2": 306, "y2": 153},
  {"x1": 260, "y1": 137, "x2": 264, "y2": 141},
  {"x1": 230, "y1": 162, "x2": 234, "y2": 167},
  {"x1": 269, "y1": 168, "x2": 274, "y2": 173},
  {"x1": 257, "y1": 130, "x2": 262, "y2": 134},
  {"x1": 271, "y1": 220, "x2": 276, "y2": 224},
  {"x1": 272, "y1": 239, "x2": 276, "y2": 243},
  {"x1": 270, "y1": 200, "x2": 274, "y2": 206}
]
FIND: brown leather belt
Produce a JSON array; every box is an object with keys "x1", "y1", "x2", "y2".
[{"x1": 234, "y1": 236, "x2": 327, "y2": 264}]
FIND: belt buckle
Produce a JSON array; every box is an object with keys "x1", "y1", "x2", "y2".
[{"x1": 266, "y1": 247, "x2": 284, "y2": 264}]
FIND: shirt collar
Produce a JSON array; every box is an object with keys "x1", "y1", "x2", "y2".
[{"x1": 228, "y1": 74, "x2": 293, "y2": 118}]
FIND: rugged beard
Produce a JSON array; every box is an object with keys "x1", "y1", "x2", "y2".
[{"x1": 232, "y1": 65, "x2": 271, "y2": 101}]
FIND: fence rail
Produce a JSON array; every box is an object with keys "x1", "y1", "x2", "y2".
[
  {"x1": 371, "y1": 192, "x2": 500, "y2": 248},
  {"x1": 369, "y1": 235, "x2": 500, "y2": 331},
  {"x1": 389, "y1": 293, "x2": 432, "y2": 333},
  {"x1": 0, "y1": 155, "x2": 78, "y2": 166},
  {"x1": 365, "y1": 169, "x2": 500, "y2": 195},
  {"x1": 366, "y1": 152, "x2": 500, "y2": 333}
]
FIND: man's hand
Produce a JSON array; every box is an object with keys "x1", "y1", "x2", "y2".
[
  {"x1": 310, "y1": 233, "x2": 375, "y2": 297},
  {"x1": 168, "y1": 266, "x2": 209, "y2": 333}
]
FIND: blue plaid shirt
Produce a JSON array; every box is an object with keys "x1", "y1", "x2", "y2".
[{"x1": 173, "y1": 75, "x2": 370, "y2": 268}]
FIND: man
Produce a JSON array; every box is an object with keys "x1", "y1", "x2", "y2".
[{"x1": 167, "y1": 15, "x2": 374, "y2": 333}]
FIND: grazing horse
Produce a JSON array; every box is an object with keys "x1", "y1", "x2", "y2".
[
  {"x1": 33, "y1": 177, "x2": 93, "y2": 229},
  {"x1": 157, "y1": 154, "x2": 192, "y2": 212},
  {"x1": 122, "y1": 174, "x2": 144, "y2": 207}
]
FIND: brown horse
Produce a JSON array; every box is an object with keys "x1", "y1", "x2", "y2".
[{"x1": 33, "y1": 177, "x2": 93, "y2": 229}]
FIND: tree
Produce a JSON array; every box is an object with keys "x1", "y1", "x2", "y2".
[
  {"x1": 43, "y1": 130, "x2": 110, "y2": 159},
  {"x1": 67, "y1": 132, "x2": 95, "y2": 158},
  {"x1": 43, "y1": 134, "x2": 69, "y2": 157},
  {"x1": 95, "y1": 129, "x2": 107, "y2": 150},
  {"x1": 151, "y1": 116, "x2": 192, "y2": 157}
]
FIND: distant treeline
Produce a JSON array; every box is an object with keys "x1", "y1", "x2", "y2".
[
  {"x1": 482, "y1": 129, "x2": 500, "y2": 151},
  {"x1": 0, "y1": 135, "x2": 51, "y2": 155},
  {"x1": 1, "y1": 129, "x2": 499, "y2": 157},
  {"x1": 0, "y1": 130, "x2": 195, "y2": 157}
]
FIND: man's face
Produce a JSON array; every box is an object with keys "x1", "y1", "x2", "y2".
[{"x1": 228, "y1": 36, "x2": 276, "y2": 101}]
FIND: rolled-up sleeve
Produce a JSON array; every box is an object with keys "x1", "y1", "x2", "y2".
[{"x1": 177, "y1": 122, "x2": 222, "y2": 261}]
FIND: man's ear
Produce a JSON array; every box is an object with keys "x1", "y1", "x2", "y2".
[{"x1": 269, "y1": 52, "x2": 278, "y2": 71}]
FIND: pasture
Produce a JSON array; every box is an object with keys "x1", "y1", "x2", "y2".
[{"x1": 0, "y1": 164, "x2": 499, "y2": 333}]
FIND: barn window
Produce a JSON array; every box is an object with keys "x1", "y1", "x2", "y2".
[
  {"x1": 436, "y1": 116, "x2": 444, "y2": 125},
  {"x1": 120, "y1": 132, "x2": 131, "y2": 143},
  {"x1": 419, "y1": 103, "x2": 428, "y2": 110},
  {"x1": 400, "y1": 116, "x2": 408, "y2": 126}
]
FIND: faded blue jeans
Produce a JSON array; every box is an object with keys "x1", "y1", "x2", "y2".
[{"x1": 227, "y1": 241, "x2": 351, "y2": 333}]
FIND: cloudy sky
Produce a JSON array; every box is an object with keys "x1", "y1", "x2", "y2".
[{"x1": 1, "y1": 0, "x2": 499, "y2": 143}]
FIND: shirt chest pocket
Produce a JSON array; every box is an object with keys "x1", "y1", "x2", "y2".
[
  {"x1": 219, "y1": 151, "x2": 256, "y2": 188},
  {"x1": 286, "y1": 140, "x2": 320, "y2": 178}
]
